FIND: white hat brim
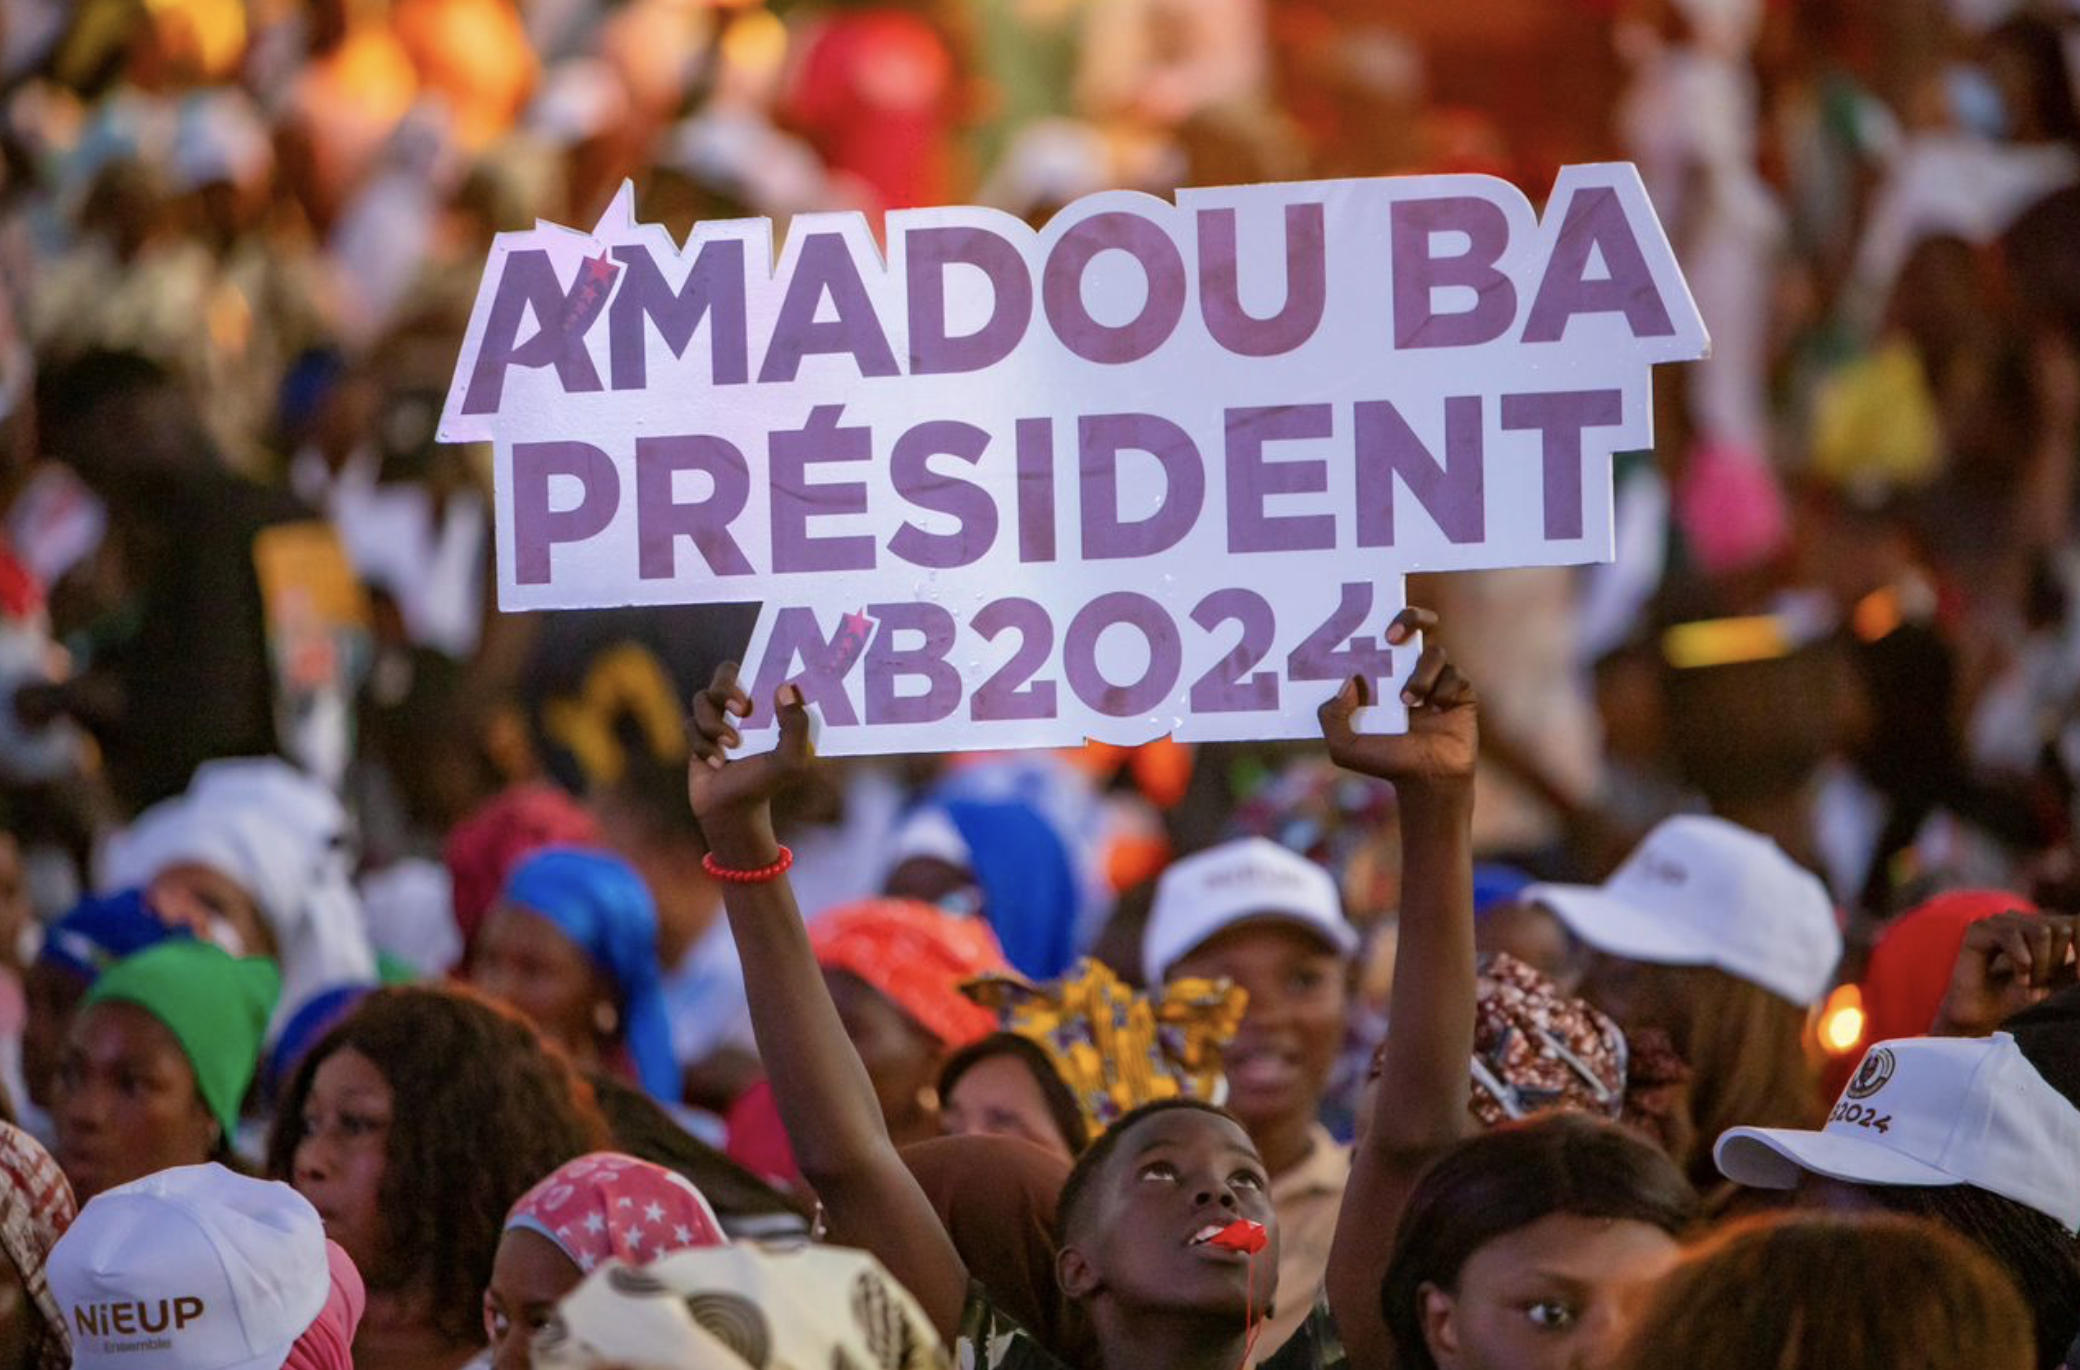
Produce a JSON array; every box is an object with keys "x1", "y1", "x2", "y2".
[
  {"x1": 1524, "y1": 883, "x2": 1713, "y2": 967},
  {"x1": 1714, "y1": 1125, "x2": 1963, "y2": 1193}
]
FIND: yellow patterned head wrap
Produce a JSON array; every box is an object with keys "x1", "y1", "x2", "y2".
[{"x1": 962, "y1": 958, "x2": 1246, "y2": 1139}]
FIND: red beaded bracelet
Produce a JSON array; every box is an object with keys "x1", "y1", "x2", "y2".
[{"x1": 702, "y1": 844, "x2": 795, "y2": 884}]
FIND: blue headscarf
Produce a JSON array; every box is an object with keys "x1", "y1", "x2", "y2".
[
  {"x1": 936, "y1": 799, "x2": 1082, "y2": 981},
  {"x1": 501, "y1": 847, "x2": 679, "y2": 1102},
  {"x1": 37, "y1": 890, "x2": 189, "y2": 985}
]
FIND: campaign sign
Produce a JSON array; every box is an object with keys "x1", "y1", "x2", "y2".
[{"x1": 440, "y1": 166, "x2": 1707, "y2": 754}]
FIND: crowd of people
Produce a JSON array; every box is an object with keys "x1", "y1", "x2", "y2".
[{"x1": 0, "y1": 0, "x2": 2077, "y2": 1367}]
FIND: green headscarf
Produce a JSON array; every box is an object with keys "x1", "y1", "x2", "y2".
[{"x1": 85, "y1": 941, "x2": 280, "y2": 1136}]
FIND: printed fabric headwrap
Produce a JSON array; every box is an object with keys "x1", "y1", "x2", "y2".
[
  {"x1": 1468, "y1": 953, "x2": 1628, "y2": 1127},
  {"x1": 963, "y1": 958, "x2": 1245, "y2": 1136},
  {"x1": 0, "y1": 1123, "x2": 74, "y2": 1370},
  {"x1": 502, "y1": 848, "x2": 681, "y2": 1102},
  {"x1": 506, "y1": 1153, "x2": 725, "y2": 1274},
  {"x1": 533, "y1": 1243, "x2": 949, "y2": 1370},
  {"x1": 810, "y1": 899, "x2": 1008, "y2": 1049},
  {"x1": 98, "y1": 758, "x2": 377, "y2": 1040}
]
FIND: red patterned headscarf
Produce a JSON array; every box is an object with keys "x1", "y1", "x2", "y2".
[
  {"x1": 506, "y1": 1153, "x2": 725, "y2": 1274},
  {"x1": 0, "y1": 1122, "x2": 75, "y2": 1370},
  {"x1": 444, "y1": 785, "x2": 602, "y2": 955},
  {"x1": 810, "y1": 899, "x2": 1008, "y2": 1048}
]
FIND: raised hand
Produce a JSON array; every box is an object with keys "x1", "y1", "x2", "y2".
[
  {"x1": 685, "y1": 663, "x2": 816, "y2": 868},
  {"x1": 1316, "y1": 606, "x2": 1477, "y2": 794},
  {"x1": 1932, "y1": 911, "x2": 2080, "y2": 1037}
]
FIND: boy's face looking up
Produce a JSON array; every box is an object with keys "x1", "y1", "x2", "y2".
[{"x1": 1058, "y1": 1105, "x2": 1279, "y2": 1321}]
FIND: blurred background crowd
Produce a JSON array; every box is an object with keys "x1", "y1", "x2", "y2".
[{"x1": 0, "y1": 0, "x2": 2075, "y2": 1234}]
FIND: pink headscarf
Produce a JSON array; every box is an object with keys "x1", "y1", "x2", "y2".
[
  {"x1": 283, "y1": 1241, "x2": 365, "y2": 1370},
  {"x1": 444, "y1": 784, "x2": 602, "y2": 956},
  {"x1": 0, "y1": 1123, "x2": 74, "y2": 1370},
  {"x1": 506, "y1": 1154, "x2": 725, "y2": 1274}
]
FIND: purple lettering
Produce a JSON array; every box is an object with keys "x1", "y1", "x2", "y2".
[
  {"x1": 461, "y1": 249, "x2": 608, "y2": 414},
  {"x1": 906, "y1": 226, "x2": 1033, "y2": 374},
  {"x1": 1198, "y1": 204, "x2": 1326, "y2": 357},
  {"x1": 513, "y1": 441, "x2": 621, "y2": 585},
  {"x1": 1015, "y1": 418, "x2": 1056, "y2": 564},
  {"x1": 758, "y1": 233, "x2": 900, "y2": 383},
  {"x1": 1225, "y1": 404, "x2": 1335, "y2": 553},
  {"x1": 865, "y1": 601, "x2": 962, "y2": 724},
  {"x1": 888, "y1": 421, "x2": 998, "y2": 570},
  {"x1": 1079, "y1": 413, "x2": 1204, "y2": 561},
  {"x1": 1063, "y1": 592, "x2": 1182, "y2": 717},
  {"x1": 635, "y1": 435, "x2": 752, "y2": 579},
  {"x1": 1391, "y1": 197, "x2": 1518, "y2": 349},
  {"x1": 971, "y1": 598, "x2": 1058, "y2": 721},
  {"x1": 1041, "y1": 212, "x2": 1187, "y2": 364},
  {"x1": 770, "y1": 405, "x2": 876, "y2": 573},
  {"x1": 609, "y1": 240, "x2": 748, "y2": 389},
  {"x1": 744, "y1": 606, "x2": 861, "y2": 729},
  {"x1": 1499, "y1": 390, "x2": 1624, "y2": 539},
  {"x1": 1355, "y1": 396, "x2": 1486, "y2": 547},
  {"x1": 1189, "y1": 587, "x2": 1278, "y2": 712},
  {"x1": 1522, "y1": 187, "x2": 1676, "y2": 342}
]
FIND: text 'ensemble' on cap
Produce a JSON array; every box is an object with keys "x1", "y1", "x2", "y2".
[{"x1": 49, "y1": 1163, "x2": 336, "y2": 1370}]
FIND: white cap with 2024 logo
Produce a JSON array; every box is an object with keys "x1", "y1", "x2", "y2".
[{"x1": 1715, "y1": 1032, "x2": 2080, "y2": 1233}]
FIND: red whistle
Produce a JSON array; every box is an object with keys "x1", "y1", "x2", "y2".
[{"x1": 1208, "y1": 1220, "x2": 1268, "y2": 1254}]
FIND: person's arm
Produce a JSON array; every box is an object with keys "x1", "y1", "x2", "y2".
[
  {"x1": 1320, "y1": 607, "x2": 1479, "y2": 1369},
  {"x1": 686, "y1": 667, "x2": 969, "y2": 1339}
]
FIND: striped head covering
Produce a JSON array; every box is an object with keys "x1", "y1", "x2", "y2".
[{"x1": 0, "y1": 1122, "x2": 75, "y2": 1369}]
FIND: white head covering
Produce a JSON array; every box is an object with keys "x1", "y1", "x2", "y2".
[
  {"x1": 534, "y1": 1243, "x2": 947, "y2": 1370},
  {"x1": 100, "y1": 759, "x2": 378, "y2": 1039}
]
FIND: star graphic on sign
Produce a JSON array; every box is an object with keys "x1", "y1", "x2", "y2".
[
  {"x1": 643, "y1": 1201, "x2": 665, "y2": 1223},
  {"x1": 628, "y1": 1227, "x2": 646, "y2": 1251},
  {"x1": 673, "y1": 1224, "x2": 692, "y2": 1244},
  {"x1": 584, "y1": 1213, "x2": 606, "y2": 1234},
  {"x1": 579, "y1": 1253, "x2": 597, "y2": 1271}
]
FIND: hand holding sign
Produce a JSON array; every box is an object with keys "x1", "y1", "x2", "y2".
[
  {"x1": 686, "y1": 664, "x2": 814, "y2": 870},
  {"x1": 1317, "y1": 606, "x2": 1476, "y2": 797},
  {"x1": 446, "y1": 168, "x2": 1706, "y2": 758}
]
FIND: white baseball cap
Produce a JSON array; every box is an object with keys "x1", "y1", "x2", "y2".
[
  {"x1": 1144, "y1": 837, "x2": 1356, "y2": 984},
  {"x1": 51, "y1": 1164, "x2": 332, "y2": 1370},
  {"x1": 1524, "y1": 815, "x2": 1841, "y2": 1006},
  {"x1": 1716, "y1": 1033, "x2": 2080, "y2": 1232}
]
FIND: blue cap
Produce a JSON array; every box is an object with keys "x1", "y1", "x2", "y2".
[{"x1": 38, "y1": 889, "x2": 189, "y2": 984}]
